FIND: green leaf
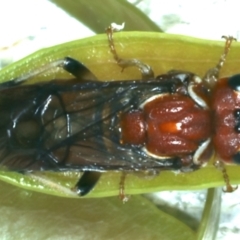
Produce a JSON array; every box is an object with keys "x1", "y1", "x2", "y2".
[
  {"x1": 50, "y1": 0, "x2": 162, "y2": 33},
  {"x1": 0, "y1": 181, "x2": 195, "y2": 240},
  {"x1": 196, "y1": 188, "x2": 221, "y2": 240},
  {"x1": 1, "y1": 32, "x2": 240, "y2": 198}
]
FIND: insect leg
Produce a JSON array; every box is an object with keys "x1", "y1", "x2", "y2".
[
  {"x1": 62, "y1": 57, "x2": 97, "y2": 80},
  {"x1": 1, "y1": 57, "x2": 97, "y2": 88},
  {"x1": 74, "y1": 171, "x2": 102, "y2": 196},
  {"x1": 214, "y1": 160, "x2": 238, "y2": 192},
  {"x1": 119, "y1": 172, "x2": 130, "y2": 203},
  {"x1": 203, "y1": 36, "x2": 236, "y2": 90},
  {"x1": 106, "y1": 24, "x2": 154, "y2": 80}
]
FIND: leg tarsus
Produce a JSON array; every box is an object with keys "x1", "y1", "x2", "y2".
[
  {"x1": 119, "y1": 172, "x2": 130, "y2": 203},
  {"x1": 214, "y1": 160, "x2": 238, "y2": 193}
]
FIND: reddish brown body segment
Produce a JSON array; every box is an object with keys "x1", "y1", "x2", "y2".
[
  {"x1": 120, "y1": 94, "x2": 211, "y2": 157},
  {"x1": 212, "y1": 78, "x2": 240, "y2": 162},
  {"x1": 120, "y1": 111, "x2": 146, "y2": 145}
]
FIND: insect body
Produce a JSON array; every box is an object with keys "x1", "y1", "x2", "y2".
[{"x1": 0, "y1": 27, "x2": 238, "y2": 198}]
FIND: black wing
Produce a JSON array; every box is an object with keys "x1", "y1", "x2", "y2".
[{"x1": 0, "y1": 76, "x2": 182, "y2": 173}]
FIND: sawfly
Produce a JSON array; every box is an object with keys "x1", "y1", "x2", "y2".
[{"x1": 0, "y1": 24, "x2": 238, "y2": 200}]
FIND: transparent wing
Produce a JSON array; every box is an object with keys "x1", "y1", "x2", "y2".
[{"x1": 0, "y1": 77, "x2": 180, "y2": 172}]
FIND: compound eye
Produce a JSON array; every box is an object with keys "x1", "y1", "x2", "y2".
[
  {"x1": 232, "y1": 151, "x2": 240, "y2": 164},
  {"x1": 228, "y1": 74, "x2": 240, "y2": 91},
  {"x1": 233, "y1": 109, "x2": 240, "y2": 133}
]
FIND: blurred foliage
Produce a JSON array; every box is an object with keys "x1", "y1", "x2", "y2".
[
  {"x1": 0, "y1": 181, "x2": 196, "y2": 240},
  {"x1": 50, "y1": 0, "x2": 162, "y2": 33}
]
